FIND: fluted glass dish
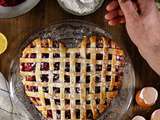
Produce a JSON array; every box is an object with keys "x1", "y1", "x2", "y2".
[{"x1": 9, "y1": 20, "x2": 135, "y2": 120}]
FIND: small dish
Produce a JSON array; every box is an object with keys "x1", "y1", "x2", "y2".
[
  {"x1": 57, "y1": 0, "x2": 105, "y2": 16},
  {"x1": 0, "y1": 0, "x2": 40, "y2": 18}
]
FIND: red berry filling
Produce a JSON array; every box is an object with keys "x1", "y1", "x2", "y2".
[
  {"x1": 0, "y1": 0, "x2": 26, "y2": 7},
  {"x1": 26, "y1": 76, "x2": 36, "y2": 81},
  {"x1": 21, "y1": 63, "x2": 36, "y2": 72}
]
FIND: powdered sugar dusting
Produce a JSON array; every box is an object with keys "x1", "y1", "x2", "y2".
[{"x1": 60, "y1": 0, "x2": 101, "y2": 14}]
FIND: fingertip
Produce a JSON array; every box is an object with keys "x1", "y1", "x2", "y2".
[
  {"x1": 107, "y1": 17, "x2": 126, "y2": 26},
  {"x1": 106, "y1": 5, "x2": 110, "y2": 11},
  {"x1": 106, "y1": 5, "x2": 113, "y2": 11},
  {"x1": 104, "y1": 14, "x2": 109, "y2": 20},
  {"x1": 108, "y1": 21, "x2": 116, "y2": 26},
  {"x1": 105, "y1": 10, "x2": 124, "y2": 21},
  {"x1": 120, "y1": 19, "x2": 125, "y2": 23},
  {"x1": 106, "y1": 0, "x2": 119, "y2": 11},
  {"x1": 106, "y1": 5, "x2": 112, "y2": 11}
]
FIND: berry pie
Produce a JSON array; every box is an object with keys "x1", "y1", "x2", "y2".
[{"x1": 20, "y1": 36, "x2": 125, "y2": 120}]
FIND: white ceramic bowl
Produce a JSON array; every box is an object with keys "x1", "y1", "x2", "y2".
[{"x1": 57, "y1": 0, "x2": 105, "y2": 16}]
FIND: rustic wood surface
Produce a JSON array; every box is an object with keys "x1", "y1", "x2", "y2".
[{"x1": 0, "y1": 0, "x2": 159, "y2": 120}]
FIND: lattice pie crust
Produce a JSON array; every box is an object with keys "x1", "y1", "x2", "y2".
[{"x1": 20, "y1": 36, "x2": 125, "y2": 120}]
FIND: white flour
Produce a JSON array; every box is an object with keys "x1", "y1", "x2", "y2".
[{"x1": 60, "y1": 0, "x2": 101, "y2": 14}]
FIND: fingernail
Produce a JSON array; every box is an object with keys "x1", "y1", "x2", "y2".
[
  {"x1": 106, "y1": 6, "x2": 110, "y2": 11},
  {"x1": 108, "y1": 21, "x2": 114, "y2": 26},
  {"x1": 104, "y1": 15, "x2": 109, "y2": 20},
  {"x1": 120, "y1": 20, "x2": 125, "y2": 24},
  {"x1": 106, "y1": 6, "x2": 109, "y2": 10}
]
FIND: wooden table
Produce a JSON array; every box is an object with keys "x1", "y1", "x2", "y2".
[{"x1": 0, "y1": 0, "x2": 159, "y2": 119}]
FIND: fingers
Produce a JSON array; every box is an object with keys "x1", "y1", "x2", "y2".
[
  {"x1": 118, "y1": 0, "x2": 139, "y2": 21},
  {"x1": 105, "y1": 9, "x2": 123, "y2": 20},
  {"x1": 106, "y1": 0, "x2": 119, "y2": 11},
  {"x1": 108, "y1": 17, "x2": 126, "y2": 26},
  {"x1": 105, "y1": 2, "x2": 125, "y2": 26},
  {"x1": 105, "y1": 0, "x2": 139, "y2": 25}
]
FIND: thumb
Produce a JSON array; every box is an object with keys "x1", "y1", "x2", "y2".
[{"x1": 118, "y1": 0, "x2": 139, "y2": 21}]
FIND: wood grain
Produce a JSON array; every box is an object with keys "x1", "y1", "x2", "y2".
[{"x1": 0, "y1": 0, "x2": 159, "y2": 119}]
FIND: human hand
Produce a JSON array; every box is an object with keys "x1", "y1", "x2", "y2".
[
  {"x1": 105, "y1": 0, "x2": 125, "y2": 26},
  {"x1": 105, "y1": 0, "x2": 160, "y2": 75}
]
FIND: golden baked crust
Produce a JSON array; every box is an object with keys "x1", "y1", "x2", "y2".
[{"x1": 20, "y1": 36, "x2": 125, "y2": 120}]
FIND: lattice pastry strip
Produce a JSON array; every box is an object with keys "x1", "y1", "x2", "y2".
[{"x1": 20, "y1": 35, "x2": 125, "y2": 120}]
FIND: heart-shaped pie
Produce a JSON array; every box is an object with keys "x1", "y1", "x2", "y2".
[{"x1": 20, "y1": 36, "x2": 125, "y2": 120}]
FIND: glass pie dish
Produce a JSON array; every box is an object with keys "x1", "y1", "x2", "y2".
[{"x1": 9, "y1": 20, "x2": 135, "y2": 120}]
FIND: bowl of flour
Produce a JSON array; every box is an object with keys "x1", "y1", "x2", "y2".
[{"x1": 57, "y1": 0, "x2": 105, "y2": 16}]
